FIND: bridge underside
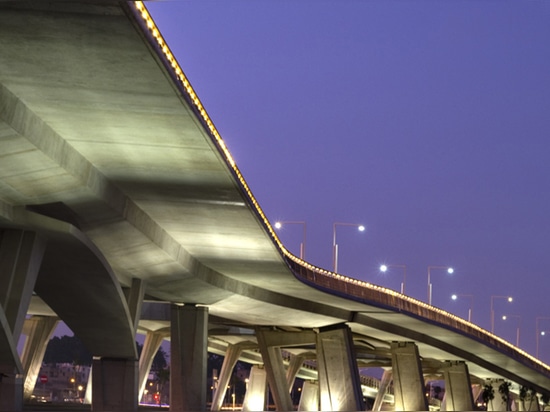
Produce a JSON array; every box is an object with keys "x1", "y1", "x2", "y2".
[{"x1": 1, "y1": 2, "x2": 550, "y2": 411}]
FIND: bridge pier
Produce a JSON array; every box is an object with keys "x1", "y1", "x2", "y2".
[
  {"x1": 441, "y1": 361, "x2": 474, "y2": 411},
  {"x1": 0, "y1": 230, "x2": 45, "y2": 412},
  {"x1": 298, "y1": 381, "x2": 319, "y2": 411},
  {"x1": 170, "y1": 304, "x2": 208, "y2": 412},
  {"x1": 256, "y1": 329, "x2": 295, "y2": 411},
  {"x1": 316, "y1": 324, "x2": 364, "y2": 411},
  {"x1": 211, "y1": 343, "x2": 247, "y2": 411},
  {"x1": 92, "y1": 357, "x2": 138, "y2": 412},
  {"x1": 242, "y1": 365, "x2": 267, "y2": 411},
  {"x1": 138, "y1": 330, "x2": 166, "y2": 402},
  {"x1": 372, "y1": 369, "x2": 392, "y2": 411},
  {"x1": 391, "y1": 341, "x2": 428, "y2": 411},
  {"x1": 20, "y1": 316, "x2": 58, "y2": 402}
]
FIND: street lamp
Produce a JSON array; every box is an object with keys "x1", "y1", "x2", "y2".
[
  {"x1": 274, "y1": 220, "x2": 307, "y2": 259},
  {"x1": 332, "y1": 222, "x2": 365, "y2": 273},
  {"x1": 501, "y1": 314, "x2": 521, "y2": 347},
  {"x1": 427, "y1": 266, "x2": 454, "y2": 306},
  {"x1": 536, "y1": 317, "x2": 550, "y2": 358},
  {"x1": 380, "y1": 264, "x2": 407, "y2": 294},
  {"x1": 490, "y1": 295, "x2": 513, "y2": 334},
  {"x1": 451, "y1": 294, "x2": 474, "y2": 322}
]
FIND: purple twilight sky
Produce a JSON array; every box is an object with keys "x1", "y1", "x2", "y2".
[{"x1": 145, "y1": 1, "x2": 550, "y2": 361}]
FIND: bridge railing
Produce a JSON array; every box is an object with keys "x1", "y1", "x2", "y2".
[{"x1": 284, "y1": 254, "x2": 550, "y2": 377}]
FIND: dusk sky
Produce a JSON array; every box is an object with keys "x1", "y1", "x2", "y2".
[{"x1": 146, "y1": 1, "x2": 550, "y2": 361}]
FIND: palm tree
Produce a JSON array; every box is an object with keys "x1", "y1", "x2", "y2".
[
  {"x1": 498, "y1": 381, "x2": 511, "y2": 411},
  {"x1": 482, "y1": 384, "x2": 495, "y2": 410}
]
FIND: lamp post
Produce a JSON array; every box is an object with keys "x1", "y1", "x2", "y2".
[
  {"x1": 332, "y1": 222, "x2": 365, "y2": 273},
  {"x1": 451, "y1": 294, "x2": 474, "y2": 322},
  {"x1": 274, "y1": 221, "x2": 307, "y2": 259},
  {"x1": 427, "y1": 266, "x2": 454, "y2": 306},
  {"x1": 380, "y1": 264, "x2": 407, "y2": 294},
  {"x1": 536, "y1": 317, "x2": 550, "y2": 358},
  {"x1": 501, "y1": 314, "x2": 521, "y2": 347},
  {"x1": 490, "y1": 295, "x2": 513, "y2": 334}
]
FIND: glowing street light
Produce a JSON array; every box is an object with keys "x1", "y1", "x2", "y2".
[
  {"x1": 451, "y1": 293, "x2": 474, "y2": 322},
  {"x1": 427, "y1": 266, "x2": 454, "y2": 306},
  {"x1": 380, "y1": 264, "x2": 407, "y2": 294},
  {"x1": 501, "y1": 314, "x2": 521, "y2": 347},
  {"x1": 536, "y1": 317, "x2": 550, "y2": 358},
  {"x1": 274, "y1": 220, "x2": 307, "y2": 259},
  {"x1": 490, "y1": 295, "x2": 513, "y2": 334},
  {"x1": 332, "y1": 222, "x2": 365, "y2": 273}
]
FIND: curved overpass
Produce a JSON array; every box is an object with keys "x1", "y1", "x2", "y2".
[{"x1": 0, "y1": 1, "x2": 549, "y2": 410}]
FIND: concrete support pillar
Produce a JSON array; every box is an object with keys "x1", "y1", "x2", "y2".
[
  {"x1": 372, "y1": 369, "x2": 392, "y2": 411},
  {"x1": 92, "y1": 357, "x2": 138, "y2": 412},
  {"x1": 171, "y1": 304, "x2": 208, "y2": 412},
  {"x1": 211, "y1": 343, "x2": 254, "y2": 411},
  {"x1": 125, "y1": 278, "x2": 145, "y2": 334},
  {"x1": 256, "y1": 329, "x2": 296, "y2": 411},
  {"x1": 242, "y1": 365, "x2": 267, "y2": 412},
  {"x1": 0, "y1": 230, "x2": 45, "y2": 412},
  {"x1": 138, "y1": 330, "x2": 166, "y2": 401},
  {"x1": 84, "y1": 368, "x2": 92, "y2": 404},
  {"x1": 20, "y1": 316, "x2": 59, "y2": 402},
  {"x1": 298, "y1": 381, "x2": 319, "y2": 412},
  {"x1": 390, "y1": 341, "x2": 428, "y2": 411},
  {"x1": 316, "y1": 324, "x2": 363, "y2": 412},
  {"x1": 441, "y1": 361, "x2": 474, "y2": 411},
  {"x1": 286, "y1": 353, "x2": 306, "y2": 390},
  {"x1": 0, "y1": 230, "x2": 46, "y2": 339}
]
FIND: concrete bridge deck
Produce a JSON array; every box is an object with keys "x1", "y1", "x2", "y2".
[{"x1": 0, "y1": 2, "x2": 549, "y2": 411}]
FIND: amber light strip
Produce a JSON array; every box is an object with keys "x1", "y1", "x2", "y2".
[{"x1": 133, "y1": 2, "x2": 549, "y2": 373}]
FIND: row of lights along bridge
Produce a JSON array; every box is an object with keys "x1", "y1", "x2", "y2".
[{"x1": 273, "y1": 220, "x2": 550, "y2": 356}]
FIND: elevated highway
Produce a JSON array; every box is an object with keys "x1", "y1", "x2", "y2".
[{"x1": 0, "y1": 2, "x2": 549, "y2": 411}]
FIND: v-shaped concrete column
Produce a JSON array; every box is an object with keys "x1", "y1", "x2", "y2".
[
  {"x1": 138, "y1": 330, "x2": 167, "y2": 401},
  {"x1": 0, "y1": 230, "x2": 45, "y2": 412},
  {"x1": 20, "y1": 316, "x2": 58, "y2": 402}
]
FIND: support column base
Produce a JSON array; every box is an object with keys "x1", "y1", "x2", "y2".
[{"x1": 92, "y1": 357, "x2": 137, "y2": 412}]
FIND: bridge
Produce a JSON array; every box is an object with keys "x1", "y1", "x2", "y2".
[{"x1": 0, "y1": 2, "x2": 549, "y2": 411}]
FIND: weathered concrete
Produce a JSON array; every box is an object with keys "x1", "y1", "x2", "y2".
[
  {"x1": 391, "y1": 341, "x2": 428, "y2": 411},
  {"x1": 170, "y1": 305, "x2": 208, "y2": 412}
]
